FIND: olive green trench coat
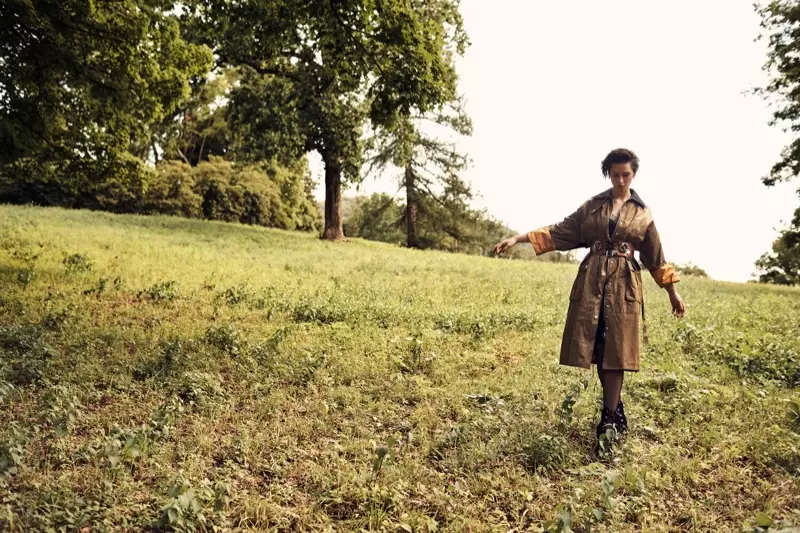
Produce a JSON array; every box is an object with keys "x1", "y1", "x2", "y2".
[{"x1": 527, "y1": 189, "x2": 679, "y2": 371}]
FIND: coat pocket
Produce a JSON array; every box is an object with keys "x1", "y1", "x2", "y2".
[
  {"x1": 624, "y1": 261, "x2": 642, "y2": 304},
  {"x1": 570, "y1": 262, "x2": 589, "y2": 301}
]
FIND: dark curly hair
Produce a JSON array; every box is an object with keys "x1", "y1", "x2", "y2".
[{"x1": 601, "y1": 148, "x2": 639, "y2": 177}]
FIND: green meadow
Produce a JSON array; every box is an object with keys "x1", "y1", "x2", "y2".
[{"x1": 0, "y1": 204, "x2": 798, "y2": 532}]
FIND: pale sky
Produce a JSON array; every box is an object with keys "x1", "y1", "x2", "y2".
[{"x1": 312, "y1": 0, "x2": 799, "y2": 283}]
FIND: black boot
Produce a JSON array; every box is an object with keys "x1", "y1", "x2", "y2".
[
  {"x1": 596, "y1": 407, "x2": 621, "y2": 457},
  {"x1": 596, "y1": 407, "x2": 616, "y2": 439},
  {"x1": 615, "y1": 400, "x2": 628, "y2": 433}
]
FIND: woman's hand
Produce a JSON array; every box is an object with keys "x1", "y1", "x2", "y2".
[
  {"x1": 492, "y1": 236, "x2": 518, "y2": 255},
  {"x1": 666, "y1": 285, "x2": 686, "y2": 317}
]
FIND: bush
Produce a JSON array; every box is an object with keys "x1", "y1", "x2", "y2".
[
  {"x1": 0, "y1": 157, "x2": 321, "y2": 232},
  {"x1": 148, "y1": 158, "x2": 320, "y2": 231},
  {"x1": 675, "y1": 262, "x2": 709, "y2": 278},
  {"x1": 140, "y1": 165, "x2": 203, "y2": 218},
  {"x1": 0, "y1": 152, "x2": 150, "y2": 212},
  {"x1": 520, "y1": 433, "x2": 567, "y2": 472}
]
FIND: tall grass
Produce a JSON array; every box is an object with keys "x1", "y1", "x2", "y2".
[{"x1": 0, "y1": 205, "x2": 798, "y2": 532}]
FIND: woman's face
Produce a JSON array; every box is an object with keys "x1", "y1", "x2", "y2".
[{"x1": 609, "y1": 162, "x2": 635, "y2": 191}]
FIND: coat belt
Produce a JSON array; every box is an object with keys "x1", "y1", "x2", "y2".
[{"x1": 590, "y1": 240, "x2": 634, "y2": 258}]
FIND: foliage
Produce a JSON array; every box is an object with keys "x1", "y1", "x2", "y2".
[
  {"x1": 0, "y1": 150, "x2": 153, "y2": 212},
  {"x1": 0, "y1": 0, "x2": 212, "y2": 188},
  {"x1": 755, "y1": 2, "x2": 800, "y2": 284},
  {"x1": 0, "y1": 204, "x2": 799, "y2": 531},
  {"x1": 675, "y1": 262, "x2": 710, "y2": 278},
  {"x1": 149, "y1": 158, "x2": 321, "y2": 231},
  {"x1": 343, "y1": 193, "x2": 406, "y2": 245},
  {"x1": 0, "y1": 156, "x2": 321, "y2": 232},
  {"x1": 342, "y1": 192, "x2": 575, "y2": 262},
  {"x1": 756, "y1": 207, "x2": 800, "y2": 285},
  {"x1": 756, "y1": 1, "x2": 800, "y2": 186},
  {"x1": 342, "y1": 191, "x2": 507, "y2": 253},
  {"x1": 150, "y1": 69, "x2": 238, "y2": 167},
  {"x1": 182, "y1": 0, "x2": 470, "y2": 238},
  {"x1": 366, "y1": 91, "x2": 473, "y2": 249}
]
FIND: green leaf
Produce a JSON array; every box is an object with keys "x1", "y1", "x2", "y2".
[
  {"x1": 557, "y1": 507, "x2": 573, "y2": 529},
  {"x1": 178, "y1": 490, "x2": 194, "y2": 509},
  {"x1": 755, "y1": 512, "x2": 775, "y2": 527},
  {"x1": 372, "y1": 447, "x2": 387, "y2": 474}
]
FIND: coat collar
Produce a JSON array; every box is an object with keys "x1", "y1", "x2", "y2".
[{"x1": 591, "y1": 188, "x2": 646, "y2": 208}]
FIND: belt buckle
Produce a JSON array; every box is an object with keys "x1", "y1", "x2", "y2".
[
  {"x1": 619, "y1": 242, "x2": 630, "y2": 256},
  {"x1": 592, "y1": 241, "x2": 604, "y2": 254}
]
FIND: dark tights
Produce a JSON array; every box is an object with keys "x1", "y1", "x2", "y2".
[
  {"x1": 595, "y1": 305, "x2": 624, "y2": 410},
  {"x1": 597, "y1": 364, "x2": 624, "y2": 411}
]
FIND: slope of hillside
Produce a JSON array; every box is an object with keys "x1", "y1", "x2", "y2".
[{"x1": 1, "y1": 205, "x2": 799, "y2": 532}]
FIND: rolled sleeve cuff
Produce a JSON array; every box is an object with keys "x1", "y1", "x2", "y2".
[
  {"x1": 651, "y1": 263, "x2": 680, "y2": 288},
  {"x1": 527, "y1": 227, "x2": 555, "y2": 255}
]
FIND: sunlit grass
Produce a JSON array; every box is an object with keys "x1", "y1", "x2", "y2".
[{"x1": 0, "y1": 204, "x2": 798, "y2": 532}]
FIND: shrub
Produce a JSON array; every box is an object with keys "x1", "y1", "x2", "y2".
[
  {"x1": 675, "y1": 262, "x2": 710, "y2": 278},
  {"x1": 154, "y1": 158, "x2": 321, "y2": 231},
  {"x1": 0, "y1": 157, "x2": 321, "y2": 232},
  {"x1": 140, "y1": 164, "x2": 203, "y2": 218},
  {"x1": 138, "y1": 281, "x2": 179, "y2": 303},
  {"x1": 63, "y1": 253, "x2": 93, "y2": 274}
]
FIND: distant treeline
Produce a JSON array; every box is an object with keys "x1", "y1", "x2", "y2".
[{"x1": 338, "y1": 193, "x2": 575, "y2": 262}]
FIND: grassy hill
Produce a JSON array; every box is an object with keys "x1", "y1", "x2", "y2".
[{"x1": 0, "y1": 205, "x2": 798, "y2": 532}]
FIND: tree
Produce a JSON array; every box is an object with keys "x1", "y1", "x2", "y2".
[
  {"x1": 181, "y1": 0, "x2": 468, "y2": 239},
  {"x1": 367, "y1": 98, "x2": 473, "y2": 248},
  {"x1": 0, "y1": 0, "x2": 212, "y2": 187},
  {"x1": 756, "y1": 207, "x2": 800, "y2": 285},
  {"x1": 364, "y1": 0, "x2": 472, "y2": 249},
  {"x1": 150, "y1": 70, "x2": 238, "y2": 167},
  {"x1": 343, "y1": 193, "x2": 405, "y2": 244},
  {"x1": 755, "y1": 1, "x2": 800, "y2": 284}
]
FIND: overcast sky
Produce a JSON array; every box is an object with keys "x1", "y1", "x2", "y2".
[{"x1": 311, "y1": 0, "x2": 798, "y2": 283}]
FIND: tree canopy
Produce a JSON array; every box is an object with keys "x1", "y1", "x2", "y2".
[
  {"x1": 0, "y1": 0, "x2": 490, "y2": 250},
  {"x1": 0, "y1": 0, "x2": 212, "y2": 186},
  {"x1": 755, "y1": 1, "x2": 800, "y2": 284},
  {"x1": 367, "y1": 98, "x2": 472, "y2": 248},
  {"x1": 182, "y1": 0, "x2": 469, "y2": 239}
]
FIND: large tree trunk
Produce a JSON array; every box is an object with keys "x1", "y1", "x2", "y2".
[
  {"x1": 405, "y1": 163, "x2": 420, "y2": 248},
  {"x1": 322, "y1": 154, "x2": 344, "y2": 240}
]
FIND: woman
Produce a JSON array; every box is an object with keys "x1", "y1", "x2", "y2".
[{"x1": 492, "y1": 148, "x2": 685, "y2": 443}]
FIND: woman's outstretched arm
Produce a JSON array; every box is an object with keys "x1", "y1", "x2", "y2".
[{"x1": 492, "y1": 203, "x2": 587, "y2": 256}]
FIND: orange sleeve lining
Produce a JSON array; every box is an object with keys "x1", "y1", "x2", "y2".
[
  {"x1": 651, "y1": 263, "x2": 680, "y2": 288},
  {"x1": 527, "y1": 227, "x2": 555, "y2": 255}
]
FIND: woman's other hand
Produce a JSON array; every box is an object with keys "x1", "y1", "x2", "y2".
[
  {"x1": 667, "y1": 285, "x2": 686, "y2": 317},
  {"x1": 492, "y1": 236, "x2": 518, "y2": 255}
]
